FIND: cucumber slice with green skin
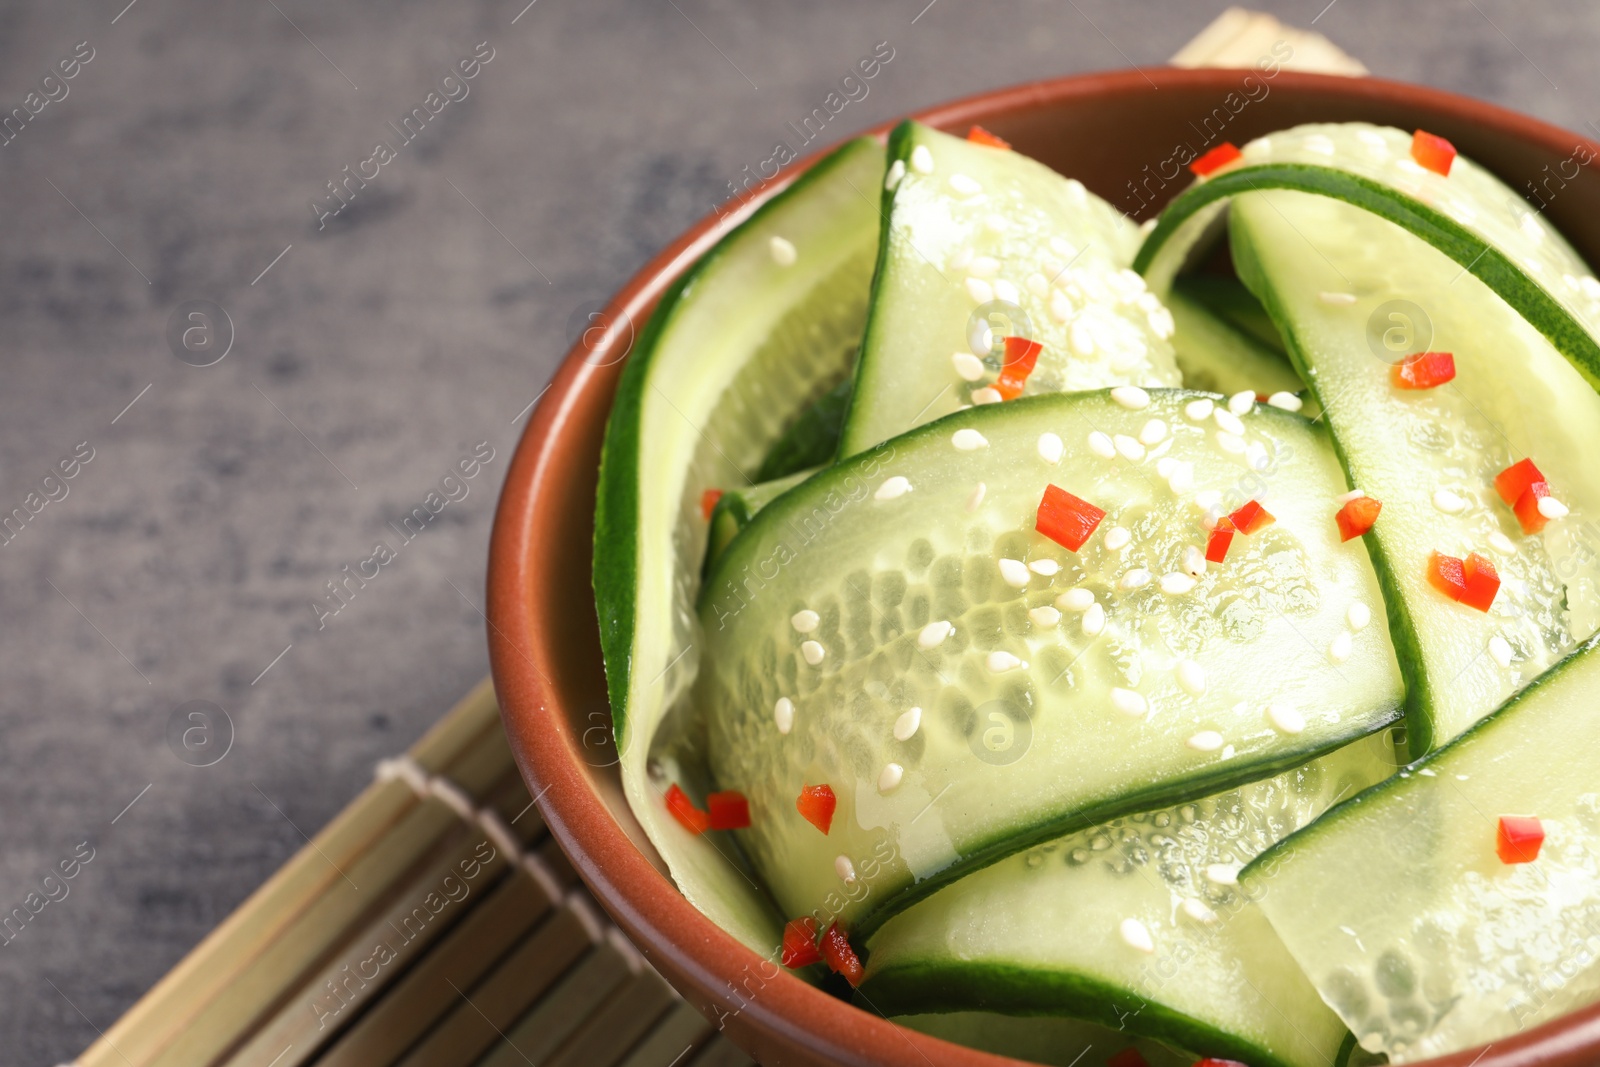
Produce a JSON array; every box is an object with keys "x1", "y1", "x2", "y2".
[
  {"x1": 1242, "y1": 631, "x2": 1600, "y2": 1064},
  {"x1": 697, "y1": 388, "x2": 1403, "y2": 940},
  {"x1": 1165, "y1": 282, "x2": 1306, "y2": 401},
  {"x1": 1230, "y1": 187, "x2": 1600, "y2": 755},
  {"x1": 836, "y1": 121, "x2": 1181, "y2": 459},
  {"x1": 898, "y1": 1011, "x2": 1191, "y2": 1067},
  {"x1": 705, "y1": 468, "x2": 816, "y2": 574},
  {"x1": 861, "y1": 734, "x2": 1396, "y2": 1067},
  {"x1": 593, "y1": 136, "x2": 883, "y2": 952},
  {"x1": 1173, "y1": 275, "x2": 1287, "y2": 355},
  {"x1": 757, "y1": 376, "x2": 853, "y2": 482}
]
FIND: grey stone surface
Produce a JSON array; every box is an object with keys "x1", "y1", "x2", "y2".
[{"x1": 0, "y1": 0, "x2": 1592, "y2": 1061}]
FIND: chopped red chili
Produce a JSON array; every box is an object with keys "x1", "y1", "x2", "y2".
[
  {"x1": 1336, "y1": 495, "x2": 1383, "y2": 541},
  {"x1": 1191, "y1": 1060, "x2": 1251, "y2": 1067},
  {"x1": 1036, "y1": 484, "x2": 1106, "y2": 552},
  {"x1": 707, "y1": 790, "x2": 751, "y2": 830},
  {"x1": 1107, "y1": 1049, "x2": 1150, "y2": 1067},
  {"x1": 665, "y1": 783, "x2": 709, "y2": 834},
  {"x1": 1459, "y1": 552, "x2": 1500, "y2": 612},
  {"x1": 1495, "y1": 458, "x2": 1545, "y2": 505},
  {"x1": 994, "y1": 336, "x2": 1044, "y2": 400},
  {"x1": 796, "y1": 784, "x2": 837, "y2": 835},
  {"x1": 700, "y1": 489, "x2": 723, "y2": 521},
  {"x1": 967, "y1": 125, "x2": 1011, "y2": 150},
  {"x1": 1390, "y1": 351, "x2": 1456, "y2": 390},
  {"x1": 780, "y1": 916, "x2": 822, "y2": 968},
  {"x1": 1205, "y1": 517, "x2": 1237, "y2": 563},
  {"x1": 1229, "y1": 500, "x2": 1275, "y2": 535},
  {"x1": 819, "y1": 922, "x2": 864, "y2": 986},
  {"x1": 1513, "y1": 480, "x2": 1552, "y2": 535},
  {"x1": 1427, "y1": 551, "x2": 1467, "y2": 601},
  {"x1": 1190, "y1": 142, "x2": 1242, "y2": 177},
  {"x1": 1497, "y1": 815, "x2": 1545, "y2": 864},
  {"x1": 1411, "y1": 129, "x2": 1457, "y2": 177}
]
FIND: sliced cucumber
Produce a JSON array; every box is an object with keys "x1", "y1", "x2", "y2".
[
  {"x1": 898, "y1": 1011, "x2": 1191, "y2": 1067},
  {"x1": 1230, "y1": 187, "x2": 1600, "y2": 754},
  {"x1": 705, "y1": 468, "x2": 815, "y2": 574},
  {"x1": 1165, "y1": 282, "x2": 1305, "y2": 400},
  {"x1": 697, "y1": 388, "x2": 1403, "y2": 938},
  {"x1": 1242, "y1": 632, "x2": 1600, "y2": 1064},
  {"x1": 757, "y1": 376, "x2": 852, "y2": 482},
  {"x1": 593, "y1": 136, "x2": 884, "y2": 951},
  {"x1": 1173, "y1": 275, "x2": 1287, "y2": 355},
  {"x1": 837, "y1": 121, "x2": 1180, "y2": 458},
  {"x1": 862, "y1": 734, "x2": 1395, "y2": 1067}
]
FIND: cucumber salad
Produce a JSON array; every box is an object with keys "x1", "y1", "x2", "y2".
[{"x1": 592, "y1": 118, "x2": 1600, "y2": 1067}]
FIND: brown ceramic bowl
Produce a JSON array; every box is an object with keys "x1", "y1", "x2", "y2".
[{"x1": 488, "y1": 68, "x2": 1600, "y2": 1066}]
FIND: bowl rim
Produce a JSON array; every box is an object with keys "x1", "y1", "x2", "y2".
[{"x1": 488, "y1": 65, "x2": 1600, "y2": 1067}]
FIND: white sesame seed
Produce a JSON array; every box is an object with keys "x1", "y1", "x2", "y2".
[
  {"x1": 1082, "y1": 601, "x2": 1107, "y2": 635},
  {"x1": 993, "y1": 280, "x2": 1020, "y2": 305},
  {"x1": 884, "y1": 159, "x2": 906, "y2": 191},
  {"x1": 1267, "y1": 392, "x2": 1303, "y2": 412},
  {"x1": 1120, "y1": 917, "x2": 1155, "y2": 953},
  {"x1": 999, "y1": 558, "x2": 1031, "y2": 589},
  {"x1": 918, "y1": 620, "x2": 953, "y2": 649},
  {"x1": 910, "y1": 145, "x2": 934, "y2": 173},
  {"x1": 894, "y1": 706, "x2": 922, "y2": 741},
  {"x1": 1148, "y1": 306, "x2": 1175, "y2": 339},
  {"x1": 964, "y1": 257, "x2": 999, "y2": 280},
  {"x1": 1216, "y1": 431, "x2": 1246, "y2": 454},
  {"x1": 972, "y1": 387, "x2": 1003, "y2": 405},
  {"x1": 1489, "y1": 531, "x2": 1517, "y2": 554},
  {"x1": 1176, "y1": 660, "x2": 1206, "y2": 696},
  {"x1": 774, "y1": 696, "x2": 795, "y2": 734},
  {"x1": 1185, "y1": 398, "x2": 1215, "y2": 422},
  {"x1": 1328, "y1": 631, "x2": 1353, "y2": 664},
  {"x1": 1182, "y1": 898, "x2": 1219, "y2": 924},
  {"x1": 952, "y1": 352, "x2": 985, "y2": 381},
  {"x1": 1119, "y1": 568, "x2": 1152, "y2": 591},
  {"x1": 1187, "y1": 730, "x2": 1225, "y2": 752},
  {"x1": 1156, "y1": 457, "x2": 1176, "y2": 478},
  {"x1": 1070, "y1": 318, "x2": 1097, "y2": 356},
  {"x1": 1205, "y1": 862, "x2": 1241, "y2": 885},
  {"x1": 769, "y1": 236, "x2": 798, "y2": 266},
  {"x1": 1088, "y1": 431, "x2": 1116, "y2": 458},
  {"x1": 1026, "y1": 272, "x2": 1049, "y2": 297},
  {"x1": 1029, "y1": 606, "x2": 1062, "y2": 627},
  {"x1": 1050, "y1": 290, "x2": 1074, "y2": 323},
  {"x1": 1432, "y1": 489, "x2": 1467, "y2": 514},
  {"x1": 1111, "y1": 386, "x2": 1151, "y2": 410},
  {"x1": 1348, "y1": 602, "x2": 1371, "y2": 631},
  {"x1": 1228, "y1": 391, "x2": 1255, "y2": 416},
  {"x1": 1244, "y1": 442, "x2": 1270, "y2": 471},
  {"x1": 1139, "y1": 418, "x2": 1169, "y2": 446},
  {"x1": 1319, "y1": 291, "x2": 1357, "y2": 305},
  {"x1": 1028, "y1": 559, "x2": 1061, "y2": 576},
  {"x1": 1114, "y1": 435, "x2": 1146, "y2": 462},
  {"x1": 1489, "y1": 635, "x2": 1514, "y2": 669},
  {"x1": 791, "y1": 610, "x2": 820, "y2": 633},
  {"x1": 1057, "y1": 588, "x2": 1095, "y2": 612},
  {"x1": 1539, "y1": 496, "x2": 1570, "y2": 520},
  {"x1": 1049, "y1": 235, "x2": 1077, "y2": 258},
  {"x1": 875, "y1": 476, "x2": 912, "y2": 501},
  {"x1": 965, "y1": 277, "x2": 994, "y2": 304},
  {"x1": 1213, "y1": 408, "x2": 1245, "y2": 436},
  {"x1": 1104, "y1": 526, "x2": 1132, "y2": 551},
  {"x1": 949, "y1": 247, "x2": 974, "y2": 271},
  {"x1": 835, "y1": 855, "x2": 858, "y2": 883},
  {"x1": 1037, "y1": 432, "x2": 1065, "y2": 464},
  {"x1": 1111, "y1": 687, "x2": 1148, "y2": 717},
  {"x1": 1338, "y1": 488, "x2": 1366, "y2": 503},
  {"x1": 878, "y1": 763, "x2": 904, "y2": 793},
  {"x1": 952, "y1": 428, "x2": 988, "y2": 450},
  {"x1": 1181, "y1": 545, "x2": 1207, "y2": 578},
  {"x1": 967, "y1": 482, "x2": 987, "y2": 511},
  {"x1": 801, "y1": 640, "x2": 825, "y2": 666},
  {"x1": 1266, "y1": 703, "x2": 1305, "y2": 735},
  {"x1": 1195, "y1": 489, "x2": 1222, "y2": 512},
  {"x1": 949, "y1": 173, "x2": 982, "y2": 196},
  {"x1": 987, "y1": 650, "x2": 1023, "y2": 673},
  {"x1": 1160, "y1": 572, "x2": 1197, "y2": 595}
]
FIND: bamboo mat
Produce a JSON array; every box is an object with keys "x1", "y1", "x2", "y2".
[{"x1": 68, "y1": 14, "x2": 1363, "y2": 1067}]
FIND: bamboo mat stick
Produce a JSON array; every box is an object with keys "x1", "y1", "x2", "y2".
[
  {"x1": 464, "y1": 936, "x2": 635, "y2": 1067},
  {"x1": 688, "y1": 1038, "x2": 759, "y2": 1067},
  {"x1": 538, "y1": 966, "x2": 678, "y2": 1067},
  {"x1": 615, "y1": 1001, "x2": 716, "y2": 1067}
]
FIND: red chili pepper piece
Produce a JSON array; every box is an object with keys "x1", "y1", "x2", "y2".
[
  {"x1": 1036, "y1": 484, "x2": 1106, "y2": 552},
  {"x1": 1427, "y1": 551, "x2": 1467, "y2": 601},
  {"x1": 1497, "y1": 815, "x2": 1545, "y2": 864},
  {"x1": 1411, "y1": 129, "x2": 1457, "y2": 177},
  {"x1": 1495, "y1": 458, "x2": 1545, "y2": 505},
  {"x1": 1229, "y1": 500, "x2": 1275, "y2": 535},
  {"x1": 1513, "y1": 481, "x2": 1552, "y2": 535},
  {"x1": 1205, "y1": 517, "x2": 1237, "y2": 563},
  {"x1": 1336, "y1": 496, "x2": 1383, "y2": 542},
  {"x1": 819, "y1": 922, "x2": 864, "y2": 986},
  {"x1": 700, "y1": 488, "x2": 723, "y2": 521},
  {"x1": 1390, "y1": 351, "x2": 1456, "y2": 390},
  {"x1": 706, "y1": 790, "x2": 751, "y2": 830},
  {"x1": 967, "y1": 125, "x2": 1011, "y2": 150},
  {"x1": 665, "y1": 784, "x2": 709, "y2": 834},
  {"x1": 1190, "y1": 142, "x2": 1242, "y2": 177},
  {"x1": 1191, "y1": 1060, "x2": 1251, "y2": 1067},
  {"x1": 994, "y1": 336, "x2": 1044, "y2": 400},
  {"x1": 780, "y1": 916, "x2": 822, "y2": 968},
  {"x1": 796, "y1": 784, "x2": 837, "y2": 835},
  {"x1": 1108, "y1": 1049, "x2": 1150, "y2": 1067},
  {"x1": 1459, "y1": 552, "x2": 1500, "y2": 612}
]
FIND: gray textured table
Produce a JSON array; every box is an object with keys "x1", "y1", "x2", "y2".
[{"x1": 1, "y1": 1, "x2": 1594, "y2": 1062}]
